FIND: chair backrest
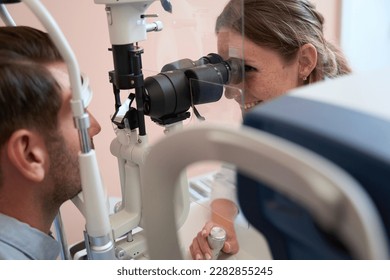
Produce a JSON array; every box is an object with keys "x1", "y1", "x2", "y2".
[{"x1": 238, "y1": 94, "x2": 390, "y2": 259}]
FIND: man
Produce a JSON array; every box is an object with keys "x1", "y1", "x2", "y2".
[{"x1": 0, "y1": 26, "x2": 101, "y2": 259}]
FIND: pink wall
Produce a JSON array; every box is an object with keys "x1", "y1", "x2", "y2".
[
  {"x1": 4, "y1": 0, "x2": 340, "y2": 247},
  {"x1": 312, "y1": 0, "x2": 341, "y2": 46}
]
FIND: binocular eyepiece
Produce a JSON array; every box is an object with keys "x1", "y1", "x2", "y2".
[{"x1": 144, "y1": 53, "x2": 242, "y2": 125}]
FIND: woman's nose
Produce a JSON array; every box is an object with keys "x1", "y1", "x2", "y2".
[{"x1": 224, "y1": 84, "x2": 244, "y2": 106}]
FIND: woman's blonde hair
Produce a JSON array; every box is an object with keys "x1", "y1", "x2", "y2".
[{"x1": 216, "y1": 0, "x2": 351, "y2": 83}]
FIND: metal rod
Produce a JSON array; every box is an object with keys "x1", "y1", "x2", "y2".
[{"x1": 53, "y1": 212, "x2": 70, "y2": 260}]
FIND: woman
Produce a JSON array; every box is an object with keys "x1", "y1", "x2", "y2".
[{"x1": 189, "y1": 0, "x2": 351, "y2": 260}]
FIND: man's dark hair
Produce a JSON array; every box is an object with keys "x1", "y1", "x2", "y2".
[
  {"x1": 0, "y1": 26, "x2": 64, "y2": 146},
  {"x1": 0, "y1": 26, "x2": 63, "y2": 63},
  {"x1": 0, "y1": 52, "x2": 62, "y2": 147},
  {"x1": 0, "y1": 26, "x2": 64, "y2": 185}
]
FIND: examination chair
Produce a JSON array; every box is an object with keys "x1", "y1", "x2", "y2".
[{"x1": 238, "y1": 74, "x2": 390, "y2": 260}]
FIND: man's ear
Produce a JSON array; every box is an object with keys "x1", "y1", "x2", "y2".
[
  {"x1": 298, "y1": 43, "x2": 318, "y2": 80},
  {"x1": 6, "y1": 129, "x2": 47, "y2": 182}
]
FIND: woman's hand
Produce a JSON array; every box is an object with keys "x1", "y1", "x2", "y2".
[{"x1": 189, "y1": 220, "x2": 239, "y2": 260}]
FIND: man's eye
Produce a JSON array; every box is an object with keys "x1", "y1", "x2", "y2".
[{"x1": 244, "y1": 65, "x2": 257, "y2": 72}]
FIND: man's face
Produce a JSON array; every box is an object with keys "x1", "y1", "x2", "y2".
[{"x1": 45, "y1": 63, "x2": 101, "y2": 205}]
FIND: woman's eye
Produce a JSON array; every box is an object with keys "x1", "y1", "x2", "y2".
[{"x1": 244, "y1": 65, "x2": 257, "y2": 72}]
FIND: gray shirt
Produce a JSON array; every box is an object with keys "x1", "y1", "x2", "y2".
[{"x1": 0, "y1": 213, "x2": 60, "y2": 260}]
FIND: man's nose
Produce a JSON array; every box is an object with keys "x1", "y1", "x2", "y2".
[{"x1": 88, "y1": 111, "x2": 101, "y2": 137}]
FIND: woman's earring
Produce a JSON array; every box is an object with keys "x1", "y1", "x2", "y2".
[{"x1": 303, "y1": 76, "x2": 307, "y2": 81}]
